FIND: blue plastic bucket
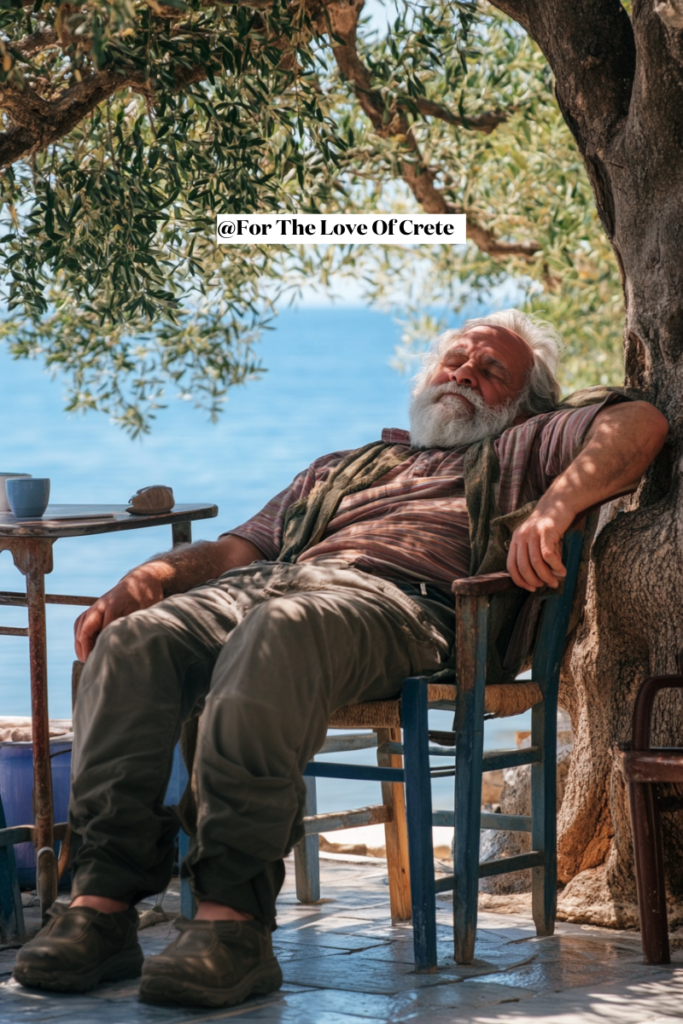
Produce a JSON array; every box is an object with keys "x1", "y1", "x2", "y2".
[
  {"x1": 0, "y1": 740, "x2": 72, "y2": 888},
  {"x1": 0, "y1": 741, "x2": 183, "y2": 889}
]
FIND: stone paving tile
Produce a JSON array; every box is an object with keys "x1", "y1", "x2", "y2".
[
  {"x1": 0, "y1": 977, "x2": 296, "y2": 1024},
  {"x1": 411, "y1": 978, "x2": 536, "y2": 1013},
  {"x1": 473, "y1": 922, "x2": 543, "y2": 943},
  {"x1": 271, "y1": 945, "x2": 351, "y2": 964},
  {"x1": 464, "y1": 933, "x2": 657, "y2": 993},
  {"x1": 443, "y1": 970, "x2": 683, "y2": 1024},
  {"x1": 0, "y1": 947, "x2": 20, "y2": 977},
  {"x1": 274, "y1": 931, "x2": 388, "y2": 952},
  {"x1": 236, "y1": 987, "x2": 420, "y2": 1020},
  {"x1": 228, "y1": 1009, "x2": 389, "y2": 1024},
  {"x1": 0, "y1": 986, "x2": 98, "y2": 1024},
  {"x1": 3, "y1": 857, "x2": 683, "y2": 1023},
  {"x1": 361, "y1": 938, "x2": 536, "y2": 978},
  {"x1": 322, "y1": 906, "x2": 399, "y2": 922},
  {"x1": 277, "y1": 913, "x2": 385, "y2": 932},
  {"x1": 279, "y1": 950, "x2": 465, "y2": 995}
]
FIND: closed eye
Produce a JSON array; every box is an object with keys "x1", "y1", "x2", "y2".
[{"x1": 480, "y1": 358, "x2": 510, "y2": 384}]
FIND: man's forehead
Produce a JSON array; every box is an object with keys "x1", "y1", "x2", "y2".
[
  {"x1": 442, "y1": 326, "x2": 533, "y2": 368},
  {"x1": 444, "y1": 343, "x2": 509, "y2": 376}
]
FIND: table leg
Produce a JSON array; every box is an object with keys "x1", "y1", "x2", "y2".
[
  {"x1": 172, "y1": 521, "x2": 192, "y2": 546},
  {"x1": 12, "y1": 540, "x2": 57, "y2": 919}
]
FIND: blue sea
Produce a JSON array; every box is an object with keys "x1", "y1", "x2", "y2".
[{"x1": 0, "y1": 306, "x2": 529, "y2": 812}]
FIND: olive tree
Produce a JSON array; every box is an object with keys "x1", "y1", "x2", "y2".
[
  {"x1": 0, "y1": 0, "x2": 621, "y2": 430},
  {"x1": 479, "y1": 0, "x2": 683, "y2": 929},
  {"x1": 3, "y1": 0, "x2": 673, "y2": 925}
]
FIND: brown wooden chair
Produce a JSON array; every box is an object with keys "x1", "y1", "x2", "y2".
[{"x1": 619, "y1": 672, "x2": 683, "y2": 963}]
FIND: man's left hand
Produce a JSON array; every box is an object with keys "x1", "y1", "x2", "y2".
[
  {"x1": 507, "y1": 503, "x2": 570, "y2": 592},
  {"x1": 506, "y1": 400, "x2": 668, "y2": 591}
]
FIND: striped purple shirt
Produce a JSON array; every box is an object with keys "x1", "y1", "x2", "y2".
[{"x1": 229, "y1": 401, "x2": 614, "y2": 587}]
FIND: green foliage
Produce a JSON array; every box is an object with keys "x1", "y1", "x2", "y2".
[
  {"x1": 0, "y1": 0, "x2": 624, "y2": 430},
  {"x1": 0, "y1": 0, "x2": 348, "y2": 430},
  {"x1": 323, "y1": 7, "x2": 625, "y2": 395}
]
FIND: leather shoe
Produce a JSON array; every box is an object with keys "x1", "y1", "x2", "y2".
[
  {"x1": 13, "y1": 902, "x2": 143, "y2": 992},
  {"x1": 139, "y1": 916, "x2": 282, "y2": 1008}
]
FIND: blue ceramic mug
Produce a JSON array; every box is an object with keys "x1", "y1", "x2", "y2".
[{"x1": 6, "y1": 478, "x2": 50, "y2": 518}]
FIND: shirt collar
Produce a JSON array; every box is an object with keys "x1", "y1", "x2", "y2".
[{"x1": 381, "y1": 428, "x2": 411, "y2": 445}]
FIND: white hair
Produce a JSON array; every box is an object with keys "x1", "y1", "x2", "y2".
[{"x1": 413, "y1": 309, "x2": 563, "y2": 416}]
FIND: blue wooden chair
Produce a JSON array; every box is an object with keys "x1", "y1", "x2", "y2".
[
  {"x1": 0, "y1": 792, "x2": 25, "y2": 942},
  {"x1": 296, "y1": 527, "x2": 584, "y2": 970}
]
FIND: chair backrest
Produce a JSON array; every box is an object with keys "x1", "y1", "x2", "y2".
[
  {"x1": 531, "y1": 527, "x2": 584, "y2": 686},
  {"x1": 631, "y1": 676, "x2": 683, "y2": 751},
  {"x1": 500, "y1": 526, "x2": 584, "y2": 684}
]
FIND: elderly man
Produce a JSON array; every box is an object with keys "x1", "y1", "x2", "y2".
[{"x1": 14, "y1": 310, "x2": 668, "y2": 1007}]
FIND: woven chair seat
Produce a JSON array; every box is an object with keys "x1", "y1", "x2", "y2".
[{"x1": 328, "y1": 680, "x2": 542, "y2": 729}]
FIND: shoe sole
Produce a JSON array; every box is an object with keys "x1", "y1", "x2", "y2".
[
  {"x1": 139, "y1": 957, "x2": 283, "y2": 1008},
  {"x1": 13, "y1": 947, "x2": 144, "y2": 993}
]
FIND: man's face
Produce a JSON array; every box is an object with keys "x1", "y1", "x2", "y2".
[
  {"x1": 408, "y1": 325, "x2": 535, "y2": 449},
  {"x1": 427, "y1": 326, "x2": 534, "y2": 412}
]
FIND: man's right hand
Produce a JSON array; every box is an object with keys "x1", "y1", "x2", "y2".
[
  {"x1": 74, "y1": 568, "x2": 166, "y2": 662},
  {"x1": 73, "y1": 534, "x2": 265, "y2": 663}
]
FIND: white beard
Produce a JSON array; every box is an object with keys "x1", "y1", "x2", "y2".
[{"x1": 408, "y1": 383, "x2": 521, "y2": 449}]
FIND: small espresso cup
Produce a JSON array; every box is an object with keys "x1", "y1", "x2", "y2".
[
  {"x1": 6, "y1": 477, "x2": 50, "y2": 518},
  {"x1": 0, "y1": 473, "x2": 31, "y2": 513}
]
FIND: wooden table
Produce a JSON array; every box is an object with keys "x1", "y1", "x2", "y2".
[{"x1": 0, "y1": 503, "x2": 217, "y2": 928}]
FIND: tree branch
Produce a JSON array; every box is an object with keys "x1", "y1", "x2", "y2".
[
  {"x1": 463, "y1": 214, "x2": 540, "y2": 258},
  {"x1": 487, "y1": 0, "x2": 636, "y2": 240},
  {"x1": 319, "y1": 0, "x2": 539, "y2": 259},
  {"x1": 400, "y1": 96, "x2": 508, "y2": 133},
  {"x1": 654, "y1": 0, "x2": 683, "y2": 30},
  {"x1": 488, "y1": 0, "x2": 635, "y2": 155},
  {"x1": 13, "y1": 29, "x2": 59, "y2": 58},
  {"x1": 632, "y1": 0, "x2": 683, "y2": 126},
  {"x1": 0, "y1": 64, "x2": 206, "y2": 168}
]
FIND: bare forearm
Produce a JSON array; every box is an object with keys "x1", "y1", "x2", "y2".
[
  {"x1": 534, "y1": 401, "x2": 668, "y2": 531},
  {"x1": 127, "y1": 534, "x2": 264, "y2": 597},
  {"x1": 507, "y1": 401, "x2": 668, "y2": 591},
  {"x1": 74, "y1": 533, "x2": 264, "y2": 661}
]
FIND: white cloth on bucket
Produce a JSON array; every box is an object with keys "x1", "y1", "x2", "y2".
[{"x1": 0, "y1": 717, "x2": 72, "y2": 743}]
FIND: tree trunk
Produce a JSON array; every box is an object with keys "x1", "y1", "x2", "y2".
[{"x1": 489, "y1": 0, "x2": 683, "y2": 925}]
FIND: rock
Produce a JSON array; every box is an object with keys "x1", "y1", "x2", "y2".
[
  {"x1": 481, "y1": 769, "x2": 504, "y2": 805},
  {"x1": 127, "y1": 485, "x2": 175, "y2": 515},
  {"x1": 138, "y1": 908, "x2": 169, "y2": 930},
  {"x1": 556, "y1": 864, "x2": 640, "y2": 927},
  {"x1": 477, "y1": 892, "x2": 532, "y2": 915},
  {"x1": 318, "y1": 835, "x2": 371, "y2": 857}
]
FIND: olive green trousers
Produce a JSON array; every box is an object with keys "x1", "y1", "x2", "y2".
[{"x1": 69, "y1": 560, "x2": 454, "y2": 926}]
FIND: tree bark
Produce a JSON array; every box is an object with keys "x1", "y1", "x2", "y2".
[{"x1": 489, "y1": 0, "x2": 683, "y2": 925}]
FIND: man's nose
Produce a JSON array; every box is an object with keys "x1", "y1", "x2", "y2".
[{"x1": 453, "y1": 363, "x2": 478, "y2": 389}]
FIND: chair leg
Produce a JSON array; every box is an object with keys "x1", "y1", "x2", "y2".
[
  {"x1": 177, "y1": 752, "x2": 196, "y2": 919},
  {"x1": 453, "y1": 698, "x2": 485, "y2": 963},
  {"x1": 629, "y1": 780, "x2": 670, "y2": 964},
  {"x1": 377, "y1": 727, "x2": 411, "y2": 922},
  {"x1": 453, "y1": 595, "x2": 488, "y2": 964},
  {"x1": 531, "y1": 694, "x2": 557, "y2": 937},
  {"x1": 295, "y1": 776, "x2": 321, "y2": 904},
  {"x1": 0, "y1": 792, "x2": 24, "y2": 942},
  {"x1": 178, "y1": 831, "x2": 196, "y2": 919},
  {"x1": 403, "y1": 677, "x2": 437, "y2": 972}
]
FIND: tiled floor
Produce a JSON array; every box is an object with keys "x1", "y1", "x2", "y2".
[{"x1": 1, "y1": 854, "x2": 682, "y2": 1023}]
